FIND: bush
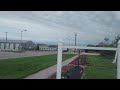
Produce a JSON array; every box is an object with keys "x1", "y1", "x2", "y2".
[{"x1": 100, "y1": 50, "x2": 116, "y2": 57}]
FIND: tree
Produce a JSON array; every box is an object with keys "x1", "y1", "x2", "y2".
[
  {"x1": 87, "y1": 44, "x2": 95, "y2": 47},
  {"x1": 112, "y1": 35, "x2": 120, "y2": 47},
  {"x1": 104, "y1": 38, "x2": 109, "y2": 42},
  {"x1": 98, "y1": 42, "x2": 105, "y2": 47},
  {"x1": 104, "y1": 38, "x2": 109, "y2": 45}
]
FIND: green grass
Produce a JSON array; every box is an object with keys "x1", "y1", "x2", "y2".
[
  {"x1": 0, "y1": 54, "x2": 75, "y2": 79},
  {"x1": 84, "y1": 55, "x2": 117, "y2": 79}
]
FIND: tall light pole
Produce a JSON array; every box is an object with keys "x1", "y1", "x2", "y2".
[
  {"x1": 5, "y1": 32, "x2": 8, "y2": 50},
  {"x1": 20, "y1": 30, "x2": 27, "y2": 50},
  {"x1": 21, "y1": 30, "x2": 27, "y2": 41},
  {"x1": 75, "y1": 33, "x2": 77, "y2": 46}
]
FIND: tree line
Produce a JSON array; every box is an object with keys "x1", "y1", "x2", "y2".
[
  {"x1": 87, "y1": 35, "x2": 120, "y2": 47},
  {"x1": 86, "y1": 35, "x2": 120, "y2": 56}
]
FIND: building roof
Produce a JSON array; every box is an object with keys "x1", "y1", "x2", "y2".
[
  {"x1": 48, "y1": 45, "x2": 58, "y2": 47},
  {"x1": 0, "y1": 40, "x2": 32, "y2": 43},
  {"x1": 38, "y1": 44, "x2": 48, "y2": 46},
  {"x1": 38, "y1": 44, "x2": 58, "y2": 48}
]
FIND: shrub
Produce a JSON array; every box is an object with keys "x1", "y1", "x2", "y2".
[{"x1": 100, "y1": 50, "x2": 116, "y2": 57}]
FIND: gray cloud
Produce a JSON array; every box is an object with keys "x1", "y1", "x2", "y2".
[{"x1": 0, "y1": 11, "x2": 120, "y2": 45}]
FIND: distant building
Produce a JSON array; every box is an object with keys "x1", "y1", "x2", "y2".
[
  {"x1": 48, "y1": 45, "x2": 58, "y2": 51},
  {"x1": 0, "y1": 40, "x2": 36, "y2": 50},
  {"x1": 38, "y1": 44, "x2": 58, "y2": 51},
  {"x1": 38, "y1": 44, "x2": 49, "y2": 51}
]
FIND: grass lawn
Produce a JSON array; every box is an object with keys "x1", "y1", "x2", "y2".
[
  {"x1": 84, "y1": 55, "x2": 117, "y2": 79},
  {"x1": 0, "y1": 54, "x2": 75, "y2": 79}
]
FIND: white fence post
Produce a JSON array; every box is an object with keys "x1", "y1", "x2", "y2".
[
  {"x1": 113, "y1": 50, "x2": 118, "y2": 63},
  {"x1": 56, "y1": 43, "x2": 63, "y2": 79},
  {"x1": 117, "y1": 40, "x2": 120, "y2": 79}
]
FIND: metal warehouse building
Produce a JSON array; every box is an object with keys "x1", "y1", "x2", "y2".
[
  {"x1": 0, "y1": 40, "x2": 36, "y2": 50},
  {"x1": 38, "y1": 44, "x2": 58, "y2": 51}
]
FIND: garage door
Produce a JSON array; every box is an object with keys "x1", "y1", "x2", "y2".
[
  {"x1": 15, "y1": 44, "x2": 19, "y2": 50},
  {"x1": 10, "y1": 43, "x2": 14, "y2": 50},
  {"x1": 6, "y1": 43, "x2": 10, "y2": 49},
  {"x1": 1, "y1": 43, "x2": 4, "y2": 49}
]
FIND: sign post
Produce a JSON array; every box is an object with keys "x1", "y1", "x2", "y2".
[
  {"x1": 117, "y1": 40, "x2": 120, "y2": 79},
  {"x1": 56, "y1": 43, "x2": 63, "y2": 79}
]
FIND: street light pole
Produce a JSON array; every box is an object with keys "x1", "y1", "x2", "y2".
[
  {"x1": 75, "y1": 33, "x2": 77, "y2": 46},
  {"x1": 20, "y1": 30, "x2": 27, "y2": 50}
]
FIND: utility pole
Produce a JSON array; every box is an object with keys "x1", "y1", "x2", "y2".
[
  {"x1": 5, "y1": 32, "x2": 8, "y2": 50},
  {"x1": 21, "y1": 31, "x2": 23, "y2": 41},
  {"x1": 75, "y1": 33, "x2": 77, "y2": 46}
]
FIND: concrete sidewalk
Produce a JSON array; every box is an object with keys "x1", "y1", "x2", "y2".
[{"x1": 24, "y1": 55, "x2": 78, "y2": 79}]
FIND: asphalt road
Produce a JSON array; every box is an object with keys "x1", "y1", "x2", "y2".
[
  {"x1": 0, "y1": 50, "x2": 99, "y2": 60},
  {"x1": 0, "y1": 51, "x2": 58, "y2": 60}
]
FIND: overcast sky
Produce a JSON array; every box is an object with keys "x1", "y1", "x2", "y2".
[{"x1": 0, "y1": 11, "x2": 120, "y2": 45}]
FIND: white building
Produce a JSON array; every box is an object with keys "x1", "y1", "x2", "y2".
[
  {"x1": 38, "y1": 44, "x2": 58, "y2": 51},
  {"x1": 0, "y1": 40, "x2": 36, "y2": 51}
]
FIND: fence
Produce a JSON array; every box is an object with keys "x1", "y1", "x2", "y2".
[{"x1": 56, "y1": 40, "x2": 120, "y2": 79}]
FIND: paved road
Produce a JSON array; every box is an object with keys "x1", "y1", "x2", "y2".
[
  {"x1": 0, "y1": 50, "x2": 99, "y2": 60},
  {"x1": 0, "y1": 51, "x2": 58, "y2": 60}
]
